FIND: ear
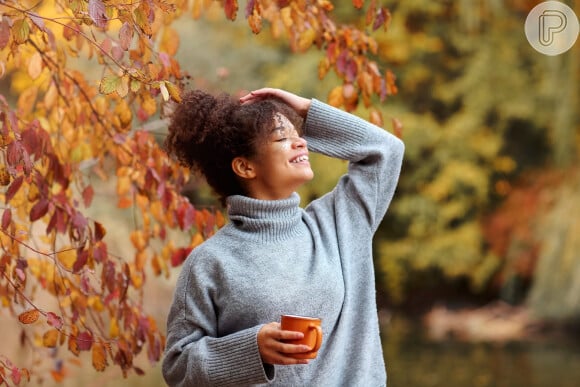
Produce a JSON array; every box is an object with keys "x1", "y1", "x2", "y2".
[{"x1": 231, "y1": 157, "x2": 256, "y2": 179}]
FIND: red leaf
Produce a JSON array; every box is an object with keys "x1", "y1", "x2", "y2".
[
  {"x1": 177, "y1": 202, "x2": 195, "y2": 230},
  {"x1": 1, "y1": 208, "x2": 11, "y2": 230},
  {"x1": 73, "y1": 249, "x2": 88, "y2": 273},
  {"x1": 245, "y1": 0, "x2": 256, "y2": 18},
  {"x1": 77, "y1": 331, "x2": 93, "y2": 351},
  {"x1": 352, "y1": 0, "x2": 363, "y2": 9},
  {"x1": 46, "y1": 312, "x2": 63, "y2": 329},
  {"x1": 119, "y1": 22, "x2": 133, "y2": 50},
  {"x1": 11, "y1": 367, "x2": 21, "y2": 385},
  {"x1": 6, "y1": 176, "x2": 24, "y2": 203},
  {"x1": 0, "y1": 19, "x2": 10, "y2": 49},
  {"x1": 170, "y1": 247, "x2": 191, "y2": 267},
  {"x1": 373, "y1": 7, "x2": 391, "y2": 31},
  {"x1": 224, "y1": 0, "x2": 238, "y2": 20},
  {"x1": 93, "y1": 242, "x2": 108, "y2": 262},
  {"x1": 30, "y1": 198, "x2": 49, "y2": 221},
  {"x1": 88, "y1": 0, "x2": 107, "y2": 28},
  {"x1": 82, "y1": 185, "x2": 94, "y2": 207},
  {"x1": 94, "y1": 221, "x2": 106, "y2": 241}
]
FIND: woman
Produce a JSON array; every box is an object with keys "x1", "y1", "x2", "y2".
[{"x1": 162, "y1": 88, "x2": 404, "y2": 386}]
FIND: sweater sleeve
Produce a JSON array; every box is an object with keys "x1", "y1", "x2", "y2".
[
  {"x1": 161, "y1": 255, "x2": 274, "y2": 387},
  {"x1": 303, "y1": 99, "x2": 405, "y2": 232}
]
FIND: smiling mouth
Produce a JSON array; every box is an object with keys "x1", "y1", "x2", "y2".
[{"x1": 290, "y1": 155, "x2": 309, "y2": 163}]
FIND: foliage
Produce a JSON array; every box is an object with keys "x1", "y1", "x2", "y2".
[
  {"x1": 374, "y1": 1, "x2": 579, "y2": 304},
  {"x1": 0, "y1": 0, "x2": 398, "y2": 383},
  {"x1": 527, "y1": 167, "x2": 580, "y2": 319}
]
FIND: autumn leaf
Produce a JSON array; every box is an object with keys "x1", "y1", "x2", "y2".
[
  {"x1": 224, "y1": 0, "x2": 238, "y2": 20},
  {"x1": 0, "y1": 19, "x2": 10, "y2": 49},
  {"x1": 118, "y1": 22, "x2": 133, "y2": 50},
  {"x1": 1, "y1": 208, "x2": 11, "y2": 230},
  {"x1": 30, "y1": 198, "x2": 50, "y2": 221},
  {"x1": 88, "y1": 0, "x2": 108, "y2": 28},
  {"x1": 46, "y1": 312, "x2": 63, "y2": 329},
  {"x1": 12, "y1": 19, "x2": 30, "y2": 44},
  {"x1": 99, "y1": 75, "x2": 121, "y2": 95},
  {"x1": 18, "y1": 309, "x2": 40, "y2": 324},
  {"x1": 77, "y1": 331, "x2": 93, "y2": 351},
  {"x1": 159, "y1": 81, "x2": 170, "y2": 102},
  {"x1": 28, "y1": 52, "x2": 43, "y2": 80},
  {"x1": 43, "y1": 329, "x2": 60, "y2": 348},
  {"x1": 165, "y1": 81, "x2": 182, "y2": 103},
  {"x1": 92, "y1": 341, "x2": 108, "y2": 371}
]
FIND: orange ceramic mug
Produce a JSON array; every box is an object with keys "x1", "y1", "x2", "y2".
[{"x1": 280, "y1": 314, "x2": 323, "y2": 359}]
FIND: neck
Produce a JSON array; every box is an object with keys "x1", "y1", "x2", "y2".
[{"x1": 226, "y1": 193, "x2": 303, "y2": 242}]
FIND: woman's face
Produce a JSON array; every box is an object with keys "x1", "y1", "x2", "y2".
[{"x1": 247, "y1": 112, "x2": 314, "y2": 200}]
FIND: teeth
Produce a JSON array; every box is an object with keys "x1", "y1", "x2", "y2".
[{"x1": 291, "y1": 155, "x2": 309, "y2": 163}]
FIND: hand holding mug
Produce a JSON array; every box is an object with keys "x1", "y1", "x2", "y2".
[{"x1": 257, "y1": 322, "x2": 312, "y2": 365}]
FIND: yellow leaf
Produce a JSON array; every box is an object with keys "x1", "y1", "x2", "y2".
[
  {"x1": 43, "y1": 329, "x2": 60, "y2": 348},
  {"x1": 191, "y1": 232, "x2": 204, "y2": 248},
  {"x1": 18, "y1": 309, "x2": 40, "y2": 324},
  {"x1": 297, "y1": 29, "x2": 316, "y2": 52},
  {"x1": 17, "y1": 86, "x2": 38, "y2": 117},
  {"x1": 116, "y1": 174, "x2": 131, "y2": 196},
  {"x1": 130, "y1": 230, "x2": 148, "y2": 251},
  {"x1": 44, "y1": 82, "x2": 58, "y2": 109},
  {"x1": 160, "y1": 27, "x2": 179, "y2": 56},
  {"x1": 327, "y1": 86, "x2": 344, "y2": 107},
  {"x1": 114, "y1": 98, "x2": 132, "y2": 128},
  {"x1": 109, "y1": 318, "x2": 119, "y2": 338},
  {"x1": 87, "y1": 296, "x2": 104, "y2": 312},
  {"x1": 57, "y1": 248, "x2": 76, "y2": 270},
  {"x1": 281, "y1": 7, "x2": 293, "y2": 28},
  {"x1": 28, "y1": 52, "x2": 43, "y2": 80},
  {"x1": 116, "y1": 75, "x2": 129, "y2": 98},
  {"x1": 140, "y1": 93, "x2": 157, "y2": 116},
  {"x1": 165, "y1": 81, "x2": 181, "y2": 103}
]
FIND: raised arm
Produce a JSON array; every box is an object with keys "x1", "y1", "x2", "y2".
[{"x1": 303, "y1": 99, "x2": 405, "y2": 233}]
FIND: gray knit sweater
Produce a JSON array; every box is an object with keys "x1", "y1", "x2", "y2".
[{"x1": 162, "y1": 99, "x2": 405, "y2": 386}]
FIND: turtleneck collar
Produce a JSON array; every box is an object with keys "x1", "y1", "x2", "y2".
[{"x1": 225, "y1": 192, "x2": 304, "y2": 242}]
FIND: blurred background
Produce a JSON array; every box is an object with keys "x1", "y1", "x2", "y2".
[{"x1": 1, "y1": 1, "x2": 579, "y2": 386}]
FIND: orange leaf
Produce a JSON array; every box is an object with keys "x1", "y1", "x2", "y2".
[
  {"x1": 92, "y1": 342, "x2": 108, "y2": 372},
  {"x1": 43, "y1": 328, "x2": 60, "y2": 348},
  {"x1": 18, "y1": 309, "x2": 40, "y2": 324},
  {"x1": 327, "y1": 86, "x2": 344, "y2": 108}
]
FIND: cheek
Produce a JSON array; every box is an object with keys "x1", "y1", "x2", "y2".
[{"x1": 279, "y1": 141, "x2": 291, "y2": 151}]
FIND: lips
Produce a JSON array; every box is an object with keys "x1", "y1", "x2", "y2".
[{"x1": 290, "y1": 154, "x2": 309, "y2": 163}]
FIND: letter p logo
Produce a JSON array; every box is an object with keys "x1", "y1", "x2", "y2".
[
  {"x1": 539, "y1": 10, "x2": 567, "y2": 46},
  {"x1": 525, "y1": 1, "x2": 579, "y2": 56}
]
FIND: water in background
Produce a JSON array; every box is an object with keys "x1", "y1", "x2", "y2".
[{"x1": 383, "y1": 315, "x2": 580, "y2": 387}]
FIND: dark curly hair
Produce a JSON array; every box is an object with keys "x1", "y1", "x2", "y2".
[{"x1": 164, "y1": 89, "x2": 303, "y2": 205}]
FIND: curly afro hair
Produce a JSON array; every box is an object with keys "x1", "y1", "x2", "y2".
[{"x1": 164, "y1": 89, "x2": 303, "y2": 205}]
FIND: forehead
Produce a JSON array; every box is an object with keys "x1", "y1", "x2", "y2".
[{"x1": 273, "y1": 112, "x2": 293, "y2": 129}]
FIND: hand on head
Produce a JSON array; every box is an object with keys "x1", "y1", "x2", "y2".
[{"x1": 239, "y1": 88, "x2": 311, "y2": 118}]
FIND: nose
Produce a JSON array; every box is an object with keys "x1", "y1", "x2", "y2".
[{"x1": 292, "y1": 136, "x2": 307, "y2": 149}]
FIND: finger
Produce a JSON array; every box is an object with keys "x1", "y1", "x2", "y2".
[{"x1": 276, "y1": 329, "x2": 305, "y2": 341}]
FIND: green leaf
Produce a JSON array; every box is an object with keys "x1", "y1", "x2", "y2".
[
  {"x1": 99, "y1": 75, "x2": 121, "y2": 94},
  {"x1": 12, "y1": 19, "x2": 30, "y2": 44}
]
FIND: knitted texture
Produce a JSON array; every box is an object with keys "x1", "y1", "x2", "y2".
[{"x1": 162, "y1": 99, "x2": 405, "y2": 386}]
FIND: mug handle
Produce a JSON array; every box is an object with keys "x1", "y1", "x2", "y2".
[{"x1": 308, "y1": 323, "x2": 323, "y2": 352}]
